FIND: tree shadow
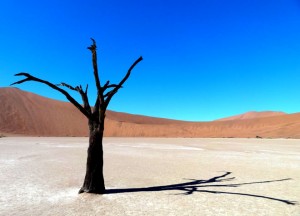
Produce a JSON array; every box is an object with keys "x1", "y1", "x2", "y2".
[{"x1": 105, "y1": 172, "x2": 297, "y2": 205}]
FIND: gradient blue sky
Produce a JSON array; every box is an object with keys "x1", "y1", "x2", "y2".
[{"x1": 1, "y1": 0, "x2": 300, "y2": 121}]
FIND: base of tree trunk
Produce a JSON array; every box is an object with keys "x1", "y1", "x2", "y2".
[{"x1": 78, "y1": 187, "x2": 106, "y2": 194}]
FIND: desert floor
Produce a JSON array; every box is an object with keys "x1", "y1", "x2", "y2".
[{"x1": 0, "y1": 137, "x2": 299, "y2": 216}]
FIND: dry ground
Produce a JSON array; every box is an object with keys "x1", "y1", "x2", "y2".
[{"x1": 0, "y1": 137, "x2": 299, "y2": 216}]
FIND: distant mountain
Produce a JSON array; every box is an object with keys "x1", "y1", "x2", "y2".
[
  {"x1": 215, "y1": 111, "x2": 287, "y2": 121},
  {"x1": 0, "y1": 87, "x2": 300, "y2": 138}
]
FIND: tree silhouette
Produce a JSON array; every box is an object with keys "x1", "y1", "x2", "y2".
[{"x1": 11, "y1": 39, "x2": 143, "y2": 194}]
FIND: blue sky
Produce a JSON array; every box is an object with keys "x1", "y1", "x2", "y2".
[{"x1": 1, "y1": 0, "x2": 300, "y2": 121}]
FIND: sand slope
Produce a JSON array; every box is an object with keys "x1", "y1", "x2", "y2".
[
  {"x1": 0, "y1": 87, "x2": 300, "y2": 138},
  {"x1": 215, "y1": 111, "x2": 287, "y2": 121},
  {"x1": 0, "y1": 87, "x2": 88, "y2": 136}
]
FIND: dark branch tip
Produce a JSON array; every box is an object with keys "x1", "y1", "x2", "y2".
[
  {"x1": 87, "y1": 38, "x2": 97, "y2": 51},
  {"x1": 90, "y1": 38, "x2": 96, "y2": 45},
  {"x1": 15, "y1": 72, "x2": 29, "y2": 76}
]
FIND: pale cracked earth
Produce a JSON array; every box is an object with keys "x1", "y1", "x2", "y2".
[{"x1": 0, "y1": 137, "x2": 299, "y2": 216}]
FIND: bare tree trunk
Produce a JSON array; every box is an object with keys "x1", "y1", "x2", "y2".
[{"x1": 79, "y1": 120, "x2": 105, "y2": 194}]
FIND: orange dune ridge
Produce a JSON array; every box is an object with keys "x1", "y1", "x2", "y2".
[
  {"x1": 214, "y1": 111, "x2": 286, "y2": 121},
  {"x1": 0, "y1": 87, "x2": 299, "y2": 138}
]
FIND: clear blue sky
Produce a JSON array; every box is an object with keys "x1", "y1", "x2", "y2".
[{"x1": 1, "y1": 0, "x2": 300, "y2": 121}]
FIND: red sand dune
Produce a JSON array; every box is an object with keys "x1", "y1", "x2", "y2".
[
  {"x1": 0, "y1": 87, "x2": 300, "y2": 138},
  {"x1": 215, "y1": 111, "x2": 286, "y2": 121}
]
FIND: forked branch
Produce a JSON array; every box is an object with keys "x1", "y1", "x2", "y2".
[
  {"x1": 11, "y1": 73, "x2": 91, "y2": 118},
  {"x1": 57, "y1": 82, "x2": 92, "y2": 114}
]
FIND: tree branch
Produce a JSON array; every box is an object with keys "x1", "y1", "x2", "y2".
[
  {"x1": 11, "y1": 73, "x2": 91, "y2": 119},
  {"x1": 104, "y1": 56, "x2": 143, "y2": 108},
  {"x1": 77, "y1": 85, "x2": 92, "y2": 115},
  {"x1": 118, "y1": 56, "x2": 143, "y2": 88},
  {"x1": 103, "y1": 84, "x2": 120, "y2": 92},
  {"x1": 93, "y1": 94, "x2": 100, "y2": 118},
  {"x1": 103, "y1": 88, "x2": 118, "y2": 99},
  {"x1": 84, "y1": 84, "x2": 88, "y2": 94},
  {"x1": 57, "y1": 82, "x2": 77, "y2": 91},
  {"x1": 88, "y1": 38, "x2": 105, "y2": 116},
  {"x1": 57, "y1": 82, "x2": 92, "y2": 114},
  {"x1": 103, "y1": 81, "x2": 110, "y2": 89},
  {"x1": 88, "y1": 38, "x2": 102, "y2": 92},
  {"x1": 102, "y1": 81, "x2": 119, "y2": 92}
]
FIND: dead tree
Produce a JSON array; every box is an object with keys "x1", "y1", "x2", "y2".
[{"x1": 11, "y1": 39, "x2": 143, "y2": 194}]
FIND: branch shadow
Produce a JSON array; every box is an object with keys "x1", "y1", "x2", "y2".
[{"x1": 105, "y1": 172, "x2": 297, "y2": 205}]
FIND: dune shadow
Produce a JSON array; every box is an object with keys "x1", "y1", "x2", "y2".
[{"x1": 105, "y1": 172, "x2": 297, "y2": 205}]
